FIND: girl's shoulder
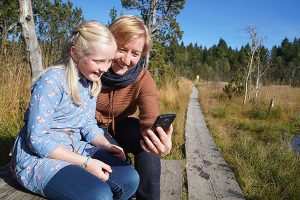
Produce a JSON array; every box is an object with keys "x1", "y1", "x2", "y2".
[{"x1": 32, "y1": 66, "x2": 66, "y2": 89}]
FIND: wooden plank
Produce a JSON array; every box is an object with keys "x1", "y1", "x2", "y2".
[
  {"x1": 160, "y1": 159, "x2": 182, "y2": 200},
  {"x1": 1, "y1": 160, "x2": 183, "y2": 200},
  {"x1": 0, "y1": 165, "x2": 45, "y2": 200},
  {"x1": 185, "y1": 86, "x2": 244, "y2": 200}
]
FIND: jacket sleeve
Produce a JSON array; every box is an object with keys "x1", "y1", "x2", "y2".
[
  {"x1": 138, "y1": 70, "x2": 160, "y2": 133},
  {"x1": 80, "y1": 97, "x2": 104, "y2": 143},
  {"x1": 26, "y1": 71, "x2": 63, "y2": 158}
]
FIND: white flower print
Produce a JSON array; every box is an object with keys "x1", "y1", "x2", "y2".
[{"x1": 36, "y1": 116, "x2": 45, "y2": 123}]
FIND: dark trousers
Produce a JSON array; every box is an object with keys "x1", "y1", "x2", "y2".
[
  {"x1": 106, "y1": 117, "x2": 161, "y2": 200},
  {"x1": 43, "y1": 150, "x2": 139, "y2": 200}
]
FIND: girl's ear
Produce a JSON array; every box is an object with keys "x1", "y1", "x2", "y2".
[{"x1": 70, "y1": 46, "x2": 78, "y2": 62}]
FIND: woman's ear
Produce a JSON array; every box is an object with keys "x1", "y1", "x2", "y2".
[{"x1": 70, "y1": 46, "x2": 78, "y2": 62}]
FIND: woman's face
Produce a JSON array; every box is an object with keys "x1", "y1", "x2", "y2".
[
  {"x1": 75, "y1": 41, "x2": 116, "y2": 82},
  {"x1": 111, "y1": 35, "x2": 145, "y2": 75}
]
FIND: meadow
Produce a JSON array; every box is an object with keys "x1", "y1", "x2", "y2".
[{"x1": 198, "y1": 82, "x2": 300, "y2": 199}]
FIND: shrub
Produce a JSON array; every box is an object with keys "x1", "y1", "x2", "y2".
[{"x1": 213, "y1": 106, "x2": 228, "y2": 118}]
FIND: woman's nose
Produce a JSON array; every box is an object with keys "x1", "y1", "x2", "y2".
[{"x1": 122, "y1": 53, "x2": 131, "y2": 65}]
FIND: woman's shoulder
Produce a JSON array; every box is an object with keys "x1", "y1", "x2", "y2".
[{"x1": 136, "y1": 68, "x2": 154, "y2": 82}]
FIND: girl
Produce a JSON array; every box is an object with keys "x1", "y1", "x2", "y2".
[{"x1": 11, "y1": 21, "x2": 139, "y2": 200}]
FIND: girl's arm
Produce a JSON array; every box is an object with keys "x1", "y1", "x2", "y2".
[
  {"x1": 48, "y1": 145, "x2": 112, "y2": 181},
  {"x1": 91, "y1": 134, "x2": 126, "y2": 161}
]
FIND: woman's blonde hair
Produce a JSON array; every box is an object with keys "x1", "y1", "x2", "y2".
[
  {"x1": 109, "y1": 15, "x2": 152, "y2": 56},
  {"x1": 55, "y1": 20, "x2": 116, "y2": 104}
]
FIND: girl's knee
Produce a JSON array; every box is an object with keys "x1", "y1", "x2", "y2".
[{"x1": 88, "y1": 184, "x2": 113, "y2": 200}]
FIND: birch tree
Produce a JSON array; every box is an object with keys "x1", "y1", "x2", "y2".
[
  {"x1": 19, "y1": 0, "x2": 43, "y2": 82},
  {"x1": 243, "y1": 25, "x2": 260, "y2": 104}
]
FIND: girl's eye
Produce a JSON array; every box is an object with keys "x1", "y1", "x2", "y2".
[{"x1": 93, "y1": 59, "x2": 104, "y2": 64}]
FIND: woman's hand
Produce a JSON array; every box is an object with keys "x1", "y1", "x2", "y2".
[
  {"x1": 104, "y1": 144, "x2": 126, "y2": 161},
  {"x1": 85, "y1": 158, "x2": 112, "y2": 181},
  {"x1": 140, "y1": 125, "x2": 173, "y2": 157}
]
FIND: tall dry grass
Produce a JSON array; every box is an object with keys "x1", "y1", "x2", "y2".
[
  {"x1": 157, "y1": 77, "x2": 193, "y2": 160},
  {"x1": 0, "y1": 47, "x2": 31, "y2": 165},
  {"x1": 198, "y1": 82, "x2": 300, "y2": 199}
]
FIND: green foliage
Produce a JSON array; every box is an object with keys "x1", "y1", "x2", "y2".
[
  {"x1": 33, "y1": 0, "x2": 84, "y2": 66},
  {"x1": 212, "y1": 106, "x2": 228, "y2": 118},
  {"x1": 223, "y1": 82, "x2": 244, "y2": 99},
  {"x1": 121, "y1": 0, "x2": 185, "y2": 44},
  {"x1": 247, "y1": 105, "x2": 282, "y2": 120}
]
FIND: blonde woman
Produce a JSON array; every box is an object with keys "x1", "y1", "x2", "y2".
[
  {"x1": 96, "y1": 15, "x2": 173, "y2": 200},
  {"x1": 11, "y1": 21, "x2": 139, "y2": 200}
]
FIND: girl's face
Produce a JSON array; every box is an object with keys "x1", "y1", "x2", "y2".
[
  {"x1": 111, "y1": 35, "x2": 145, "y2": 75},
  {"x1": 75, "y1": 42, "x2": 116, "y2": 82}
]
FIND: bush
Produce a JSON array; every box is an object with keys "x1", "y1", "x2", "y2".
[
  {"x1": 213, "y1": 106, "x2": 228, "y2": 118},
  {"x1": 247, "y1": 106, "x2": 282, "y2": 120}
]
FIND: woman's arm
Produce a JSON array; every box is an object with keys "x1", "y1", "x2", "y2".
[{"x1": 138, "y1": 71, "x2": 173, "y2": 156}]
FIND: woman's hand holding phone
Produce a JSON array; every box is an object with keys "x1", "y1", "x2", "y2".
[{"x1": 140, "y1": 123, "x2": 173, "y2": 157}]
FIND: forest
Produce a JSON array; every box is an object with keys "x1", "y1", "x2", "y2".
[{"x1": 1, "y1": 0, "x2": 299, "y2": 88}]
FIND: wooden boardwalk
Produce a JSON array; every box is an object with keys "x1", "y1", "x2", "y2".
[
  {"x1": 185, "y1": 86, "x2": 244, "y2": 200},
  {"x1": 0, "y1": 160, "x2": 183, "y2": 200}
]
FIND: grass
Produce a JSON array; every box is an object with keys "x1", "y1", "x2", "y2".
[
  {"x1": 0, "y1": 49, "x2": 31, "y2": 166},
  {"x1": 156, "y1": 77, "x2": 193, "y2": 200},
  {"x1": 157, "y1": 77, "x2": 193, "y2": 160},
  {"x1": 198, "y1": 82, "x2": 300, "y2": 200}
]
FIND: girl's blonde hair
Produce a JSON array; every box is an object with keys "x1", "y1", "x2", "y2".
[
  {"x1": 49, "y1": 21, "x2": 115, "y2": 104},
  {"x1": 109, "y1": 15, "x2": 152, "y2": 56}
]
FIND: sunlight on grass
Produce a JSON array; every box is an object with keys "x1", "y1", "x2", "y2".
[{"x1": 198, "y1": 82, "x2": 300, "y2": 199}]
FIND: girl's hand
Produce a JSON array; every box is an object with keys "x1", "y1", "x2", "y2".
[
  {"x1": 140, "y1": 125, "x2": 173, "y2": 157},
  {"x1": 104, "y1": 144, "x2": 126, "y2": 161},
  {"x1": 85, "y1": 158, "x2": 112, "y2": 181}
]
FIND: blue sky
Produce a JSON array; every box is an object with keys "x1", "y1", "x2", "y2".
[{"x1": 70, "y1": 0, "x2": 300, "y2": 49}]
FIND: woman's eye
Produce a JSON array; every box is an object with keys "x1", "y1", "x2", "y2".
[{"x1": 133, "y1": 52, "x2": 141, "y2": 57}]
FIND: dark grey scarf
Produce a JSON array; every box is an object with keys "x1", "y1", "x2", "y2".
[{"x1": 101, "y1": 59, "x2": 145, "y2": 90}]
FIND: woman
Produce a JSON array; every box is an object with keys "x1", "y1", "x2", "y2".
[
  {"x1": 11, "y1": 20, "x2": 139, "y2": 200},
  {"x1": 96, "y1": 15, "x2": 173, "y2": 200}
]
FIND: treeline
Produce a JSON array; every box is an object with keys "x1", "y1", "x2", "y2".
[
  {"x1": 1, "y1": 0, "x2": 299, "y2": 87},
  {"x1": 151, "y1": 38, "x2": 300, "y2": 86}
]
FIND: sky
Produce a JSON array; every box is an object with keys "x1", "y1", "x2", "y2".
[{"x1": 69, "y1": 0, "x2": 300, "y2": 50}]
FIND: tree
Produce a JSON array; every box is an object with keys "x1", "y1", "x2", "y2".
[
  {"x1": 243, "y1": 25, "x2": 261, "y2": 104},
  {"x1": 19, "y1": 0, "x2": 43, "y2": 82},
  {"x1": 0, "y1": 0, "x2": 19, "y2": 54},
  {"x1": 108, "y1": 6, "x2": 118, "y2": 24},
  {"x1": 121, "y1": 0, "x2": 185, "y2": 66}
]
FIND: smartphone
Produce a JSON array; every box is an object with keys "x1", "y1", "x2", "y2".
[{"x1": 151, "y1": 114, "x2": 176, "y2": 134}]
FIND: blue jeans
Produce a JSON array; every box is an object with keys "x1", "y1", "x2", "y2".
[
  {"x1": 106, "y1": 117, "x2": 161, "y2": 200},
  {"x1": 43, "y1": 150, "x2": 139, "y2": 200}
]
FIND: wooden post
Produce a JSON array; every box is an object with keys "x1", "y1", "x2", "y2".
[
  {"x1": 268, "y1": 98, "x2": 275, "y2": 114},
  {"x1": 19, "y1": 0, "x2": 44, "y2": 83}
]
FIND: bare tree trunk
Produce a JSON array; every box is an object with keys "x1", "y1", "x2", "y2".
[
  {"x1": 145, "y1": 0, "x2": 157, "y2": 68},
  {"x1": 243, "y1": 53, "x2": 254, "y2": 104},
  {"x1": 255, "y1": 61, "x2": 260, "y2": 99},
  {"x1": 19, "y1": 0, "x2": 43, "y2": 83}
]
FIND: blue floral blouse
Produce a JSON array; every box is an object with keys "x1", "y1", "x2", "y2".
[{"x1": 12, "y1": 68, "x2": 104, "y2": 196}]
